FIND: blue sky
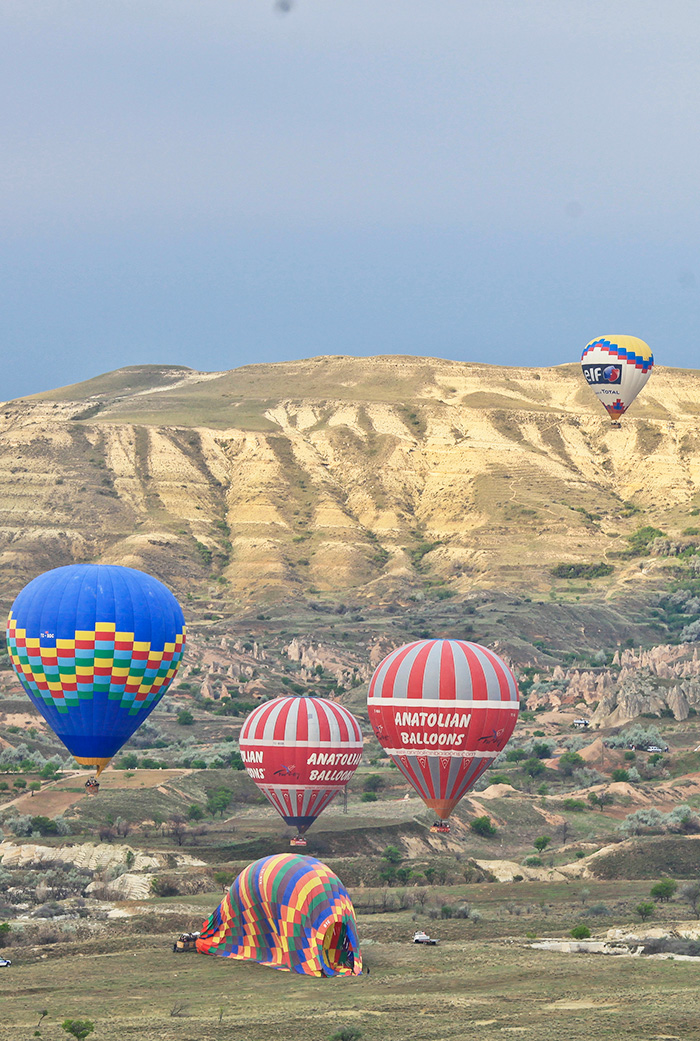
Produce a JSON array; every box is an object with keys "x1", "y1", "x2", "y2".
[{"x1": 2, "y1": 1, "x2": 699, "y2": 399}]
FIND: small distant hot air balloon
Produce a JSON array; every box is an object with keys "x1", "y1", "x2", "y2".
[
  {"x1": 6, "y1": 565, "x2": 185, "y2": 786},
  {"x1": 239, "y1": 696, "x2": 363, "y2": 845},
  {"x1": 581, "y1": 335, "x2": 654, "y2": 425},
  {"x1": 367, "y1": 639, "x2": 519, "y2": 833},
  {"x1": 196, "y1": 853, "x2": 362, "y2": 977}
]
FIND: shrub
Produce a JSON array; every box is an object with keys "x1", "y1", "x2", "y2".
[
  {"x1": 584, "y1": 903, "x2": 610, "y2": 917},
  {"x1": 361, "y1": 792, "x2": 378, "y2": 802},
  {"x1": 611, "y1": 769, "x2": 629, "y2": 782},
  {"x1": 558, "y1": 751, "x2": 585, "y2": 776},
  {"x1": 533, "y1": 836, "x2": 551, "y2": 853},
  {"x1": 524, "y1": 856, "x2": 543, "y2": 867},
  {"x1": 570, "y1": 924, "x2": 591, "y2": 939},
  {"x1": 177, "y1": 709, "x2": 194, "y2": 726},
  {"x1": 563, "y1": 798, "x2": 586, "y2": 812},
  {"x1": 470, "y1": 816, "x2": 497, "y2": 838},
  {"x1": 150, "y1": 877, "x2": 178, "y2": 897},
  {"x1": 330, "y1": 1029, "x2": 362, "y2": 1041},
  {"x1": 636, "y1": 901, "x2": 655, "y2": 921}
]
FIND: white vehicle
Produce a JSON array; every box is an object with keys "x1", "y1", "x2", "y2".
[
  {"x1": 0, "y1": 958, "x2": 11, "y2": 968},
  {"x1": 413, "y1": 930, "x2": 438, "y2": 946},
  {"x1": 573, "y1": 719, "x2": 590, "y2": 729}
]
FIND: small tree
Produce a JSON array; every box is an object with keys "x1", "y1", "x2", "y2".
[
  {"x1": 62, "y1": 1020, "x2": 94, "y2": 1040},
  {"x1": 523, "y1": 758, "x2": 544, "y2": 777},
  {"x1": 533, "y1": 836, "x2": 551, "y2": 853},
  {"x1": 206, "y1": 788, "x2": 233, "y2": 817},
  {"x1": 588, "y1": 790, "x2": 614, "y2": 812},
  {"x1": 177, "y1": 709, "x2": 194, "y2": 726},
  {"x1": 382, "y1": 845, "x2": 402, "y2": 865},
  {"x1": 611, "y1": 769, "x2": 629, "y2": 783},
  {"x1": 363, "y1": 774, "x2": 385, "y2": 793},
  {"x1": 0, "y1": 923, "x2": 11, "y2": 948},
  {"x1": 470, "y1": 815, "x2": 497, "y2": 838},
  {"x1": 650, "y1": 879, "x2": 677, "y2": 903},
  {"x1": 636, "y1": 901, "x2": 655, "y2": 922},
  {"x1": 187, "y1": 803, "x2": 205, "y2": 821},
  {"x1": 679, "y1": 881, "x2": 700, "y2": 918},
  {"x1": 29, "y1": 781, "x2": 41, "y2": 795},
  {"x1": 169, "y1": 815, "x2": 188, "y2": 846}
]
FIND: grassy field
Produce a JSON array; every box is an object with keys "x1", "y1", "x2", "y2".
[{"x1": 4, "y1": 889, "x2": 700, "y2": 1041}]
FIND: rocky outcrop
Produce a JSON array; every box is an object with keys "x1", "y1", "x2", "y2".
[{"x1": 0, "y1": 841, "x2": 206, "y2": 872}]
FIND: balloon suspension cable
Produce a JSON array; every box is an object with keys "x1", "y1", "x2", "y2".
[{"x1": 74, "y1": 756, "x2": 111, "y2": 778}]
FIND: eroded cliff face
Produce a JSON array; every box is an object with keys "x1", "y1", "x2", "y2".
[{"x1": 1, "y1": 355, "x2": 699, "y2": 606}]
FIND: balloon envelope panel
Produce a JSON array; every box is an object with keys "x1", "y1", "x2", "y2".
[
  {"x1": 196, "y1": 853, "x2": 362, "y2": 977},
  {"x1": 581, "y1": 335, "x2": 653, "y2": 419},
  {"x1": 239, "y1": 696, "x2": 363, "y2": 833},
  {"x1": 367, "y1": 639, "x2": 519, "y2": 819},
  {"x1": 6, "y1": 564, "x2": 185, "y2": 766}
]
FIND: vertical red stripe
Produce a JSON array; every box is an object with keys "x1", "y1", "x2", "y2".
[
  {"x1": 379, "y1": 642, "x2": 421, "y2": 699},
  {"x1": 406, "y1": 641, "x2": 435, "y2": 700}
]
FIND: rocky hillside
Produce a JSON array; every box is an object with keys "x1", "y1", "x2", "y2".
[{"x1": 1, "y1": 355, "x2": 699, "y2": 611}]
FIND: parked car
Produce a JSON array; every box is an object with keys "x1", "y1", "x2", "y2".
[
  {"x1": 413, "y1": 931, "x2": 438, "y2": 946},
  {"x1": 0, "y1": 958, "x2": 11, "y2": 968}
]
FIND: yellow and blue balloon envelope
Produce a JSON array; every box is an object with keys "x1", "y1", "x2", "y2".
[{"x1": 6, "y1": 564, "x2": 185, "y2": 774}]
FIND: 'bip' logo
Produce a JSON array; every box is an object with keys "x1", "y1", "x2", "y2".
[{"x1": 582, "y1": 363, "x2": 622, "y2": 386}]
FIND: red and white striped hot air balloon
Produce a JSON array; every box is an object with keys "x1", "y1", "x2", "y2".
[
  {"x1": 367, "y1": 640, "x2": 519, "y2": 833},
  {"x1": 239, "y1": 695, "x2": 363, "y2": 846}
]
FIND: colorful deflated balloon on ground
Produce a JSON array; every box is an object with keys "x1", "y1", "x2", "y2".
[
  {"x1": 581, "y1": 335, "x2": 654, "y2": 424},
  {"x1": 239, "y1": 695, "x2": 363, "y2": 844},
  {"x1": 367, "y1": 639, "x2": 519, "y2": 832},
  {"x1": 196, "y1": 853, "x2": 362, "y2": 977},
  {"x1": 6, "y1": 564, "x2": 185, "y2": 776}
]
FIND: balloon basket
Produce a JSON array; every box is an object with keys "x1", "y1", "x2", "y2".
[
  {"x1": 429, "y1": 822, "x2": 450, "y2": 834},
  {"x1": 290, "y1": 837, "x2": 307, "y2": 847},
  {"x1": 85, "y1": 779, "x2": 100, "y2": 796}
]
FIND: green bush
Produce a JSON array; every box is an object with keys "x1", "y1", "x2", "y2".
[
  {"x1": 558, "y1": 751, "x2": 585, "y2": 776},
  {"x1": 470, "y1": 815, "x2": 497, "y2": 838},
  {"x1": 563, "y1": 798, "x2": 586, "y2": 812},
  {"x1": 177, "y1": 709, "x2": 194, "y2": 726},
  {"x1": 611, "y1": 769, "x2": 629, "y2": 782},
  {"x1": 570, "y1": 924, "x2": 591, "y2": 939},
  {"x1": 551, "y1": 563, "x2": 614, "y2": 579},
  {"x1": 361, "y1": 792, "x2": 378, "y2": 802}
]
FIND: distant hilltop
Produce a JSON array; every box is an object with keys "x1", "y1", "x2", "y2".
[{"x1": 1, "y1": 354, "x2": 699, "y2": 606}]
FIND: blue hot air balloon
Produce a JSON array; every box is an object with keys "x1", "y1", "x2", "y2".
[{"x1": 6, "y1": 565, "x2": 185, "y2": 776}]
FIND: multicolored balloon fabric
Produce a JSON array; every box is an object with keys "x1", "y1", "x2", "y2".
[
  {"x1": 239, "y1": 696, "x2": 363, "y2": 838},
  {"x1": 581, "y1": 335, "x2": 653, "y2": 422},
  {"x1": 195, "y1": 853, "x2": 362, "y2": 977},
  {"x1": 367, "y1": 639, "x2": 519, "y2": 822},
  {"x1": 6, "y1": 564, "x2": 186, "y2": 774}
]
